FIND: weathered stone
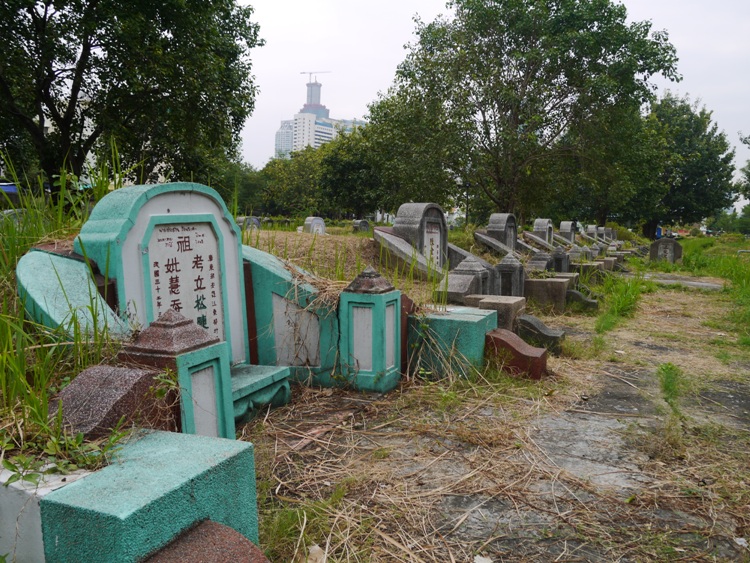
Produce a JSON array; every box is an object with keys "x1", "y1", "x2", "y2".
[
  {"x1": 559, "y1": 221, "x2": 578, "y2": 242},
  {"x1": 393, "y1": 202, "x2": 448, "y2": 268},
  {"x1": 516, "y1": 314, "x2": 565, "y2": 355},
  {"x1": 118, "y1": 308, "x2": 219, "y2": 370},
  {"x1": 465, "y1": 295, "x2": 526, "y2": 331},
  {"x1": 442, "y1": 256, "x2": 491, "y2": 304},
  {"x1": 527, "y1": 251, "x2": 553, "y2": 272},
  {"x1": 568, "y1": 244, "x2": 583, "y2": 262},
  {"x1": 352, "y1": 219, "x2": 370, "y2": 233},
  {"x1": 514, "y1": 237, "x2": 539, "y2": 255},
  {"x1": 344, "y1": 266, "x2": 395, "y2": 294},
  {"x1": 237, "y1": 216, "x2": 261, "y2": 231},
  {"x1": 555, "y1": 272, "x2": 579, "y2": 289},
  {"x1": 496, "y1": 253, "x2": 525, "y2": 297},
  {"x1": 51, "y1": 365, "x2": 172, "y2": 438},
  {"x1": 485, "y1": 328, "x2": 547, "y2": 380},
  {"x1": 303, "y1": 216, "x2": 326, "y2": 234},
  {"x1": 532, "y1": 218, "x2": 554, "y2": 244},
  {"x1": 486, "y1": 213, "x2": 517, "y2": 250},
  {"x1": 566, "y1": 289, "x2": 599, "y2": 312},
  {"x1": 473, "y1": 230, "x2": 515, "y2": 258},
  {"x1": 551, "y1": 246, "x2": 570, "y2": 273},
  {"x1": 446, "y1": 244, "x2": 499, "y2": 294},
  {"x1": 524, "y1": 278, "x2": 570, "y2": 313},
  {"x1": 523, "y1": 231, "x2": 556, "y2": 251},
  {"x1": 146, "y1": 520, "x2": 270, "y2": 563},
  {"x1": 649, "y1": 238, "x2": 683, "y2": 263}
]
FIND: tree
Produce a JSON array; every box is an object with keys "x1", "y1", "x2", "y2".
[
  {"x1": 380, "y1": 0, "x2": 678, "y2": 218},
  {"x1": 367, "y1": 87, "x2": 465, "y2": 211},
  {"x1": 739, "y1": 135, "x2": 750, "y2": 199},
  {"x1": 0, "y1": 0, "x2": 262, "y2": 190},
  {"x1": 259, "y1": 148, "x2": 325, "y2": 217},
  {"x1": 543, "y1": 101, "x2": 668, "y2": 227},
  {"x1": 639, "y1": 94, "x2": 737, "y2": 239},
  {"x1": 318, "y1": 128, "x2": 386, "y2": 218}
]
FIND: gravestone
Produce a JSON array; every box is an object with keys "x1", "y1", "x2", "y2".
[
  {"x1": 586, "y1": 225, "x2": 598, "y2": 240},
  {"x1": 527, "y1": 251, "x2": 553, "y2": 272},
  {"x1": 597, "y1": 226, "x2": 607, "y2": 241},
  {"x1": 352, "y1": 219, "x2": 370, "y2": 233},
  {"x1": 237, "y1": 216, "x2": 261, "y2": 231},
  {"x1": 303, "y1": 216, "x2": 326, "y2": 235},
  {"x1": 649, "y1": 238, "x2": 683, "y2": 263},
  {"x1": 559, "y1": 221, "x2": 578, "y2": 242},
  {"x1": 392, "y1": 203, "x2": 448, "y2": 268},
  {"x1": 486, "y1": 213, "x2": 517, "y2": 251},
  {"x1": 443, "y1": 256, "x2": 491, "y2": 304},
  {"x1": 497, "y1": 253, "x2": 525, "y2": 297},
  {"x1": 533, "y1": 218, "x2": 554, "y2": 244},
  {"x1": 74, "y1": 182, "x2": 249, "y2": 364},
  {"x1": 568, "y1": 244, "x2": 583, "y2": 262},
  {"x1": 551, "y1": 246, "x2": 570, "y2": 273}
]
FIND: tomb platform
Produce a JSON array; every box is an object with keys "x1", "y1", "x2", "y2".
[
  {"x1": 0, "y1": 430, "x2": 260, "y2": 563},
  {"x1": 464, "y1": 295, "x2": 526, "y2": 331},
  {"x1": 407, "y1": 306, "x2": 497, "y2": 378},
  {"x1": 523, "y1": 277, "x2": 571, "y2": 314}
]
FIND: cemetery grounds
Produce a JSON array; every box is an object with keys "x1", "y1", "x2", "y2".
[
  {"x1": 1, "y1": 207, "x2": 749, "y2": 562},
  {"x1": 242, "y1": 229, "x2": 750, "y2": 562}
]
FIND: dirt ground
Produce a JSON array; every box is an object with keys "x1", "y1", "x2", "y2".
[{"x1": 240, "y1": 231, "x2": 750, "y2": 562}]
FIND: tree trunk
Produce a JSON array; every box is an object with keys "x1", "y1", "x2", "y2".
[{"x1": 642, "y1": 218, "x2": 659, "y2": 240}]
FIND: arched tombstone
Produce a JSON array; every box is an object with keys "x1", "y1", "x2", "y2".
[
  {"x1": 303, "y1": 216, "x2": 326, "y2": 235},
  {"x1": 352, "y1": 219, "x2": 370, "y2": 233},
  {"x1": 650, "y1": 238, "x2": 683, "y2": 263},
  {"x1": 596, "y1": 226, "x2": 607, "y2": 242},
  {"x1": 392, "y1": 203, "x2": 448, "y2": 268},
  {"x1": 559, "y1": 221, "x2": 578, "y2": 242},
  {"x1": 237, "y1": 216, "x2": 261, "y2": 231},
  {"x1": 533, "y1": 218, "x2": 554, "y2": 244},
  {"x1": 486, "y1": 213, "x2": 517, "y2": 251},
  {"x1": 586, "y1": 225, "x2": 598, "y2": 239},
  {"x1": 74, "y1": 182, "x2": 249, "y2": 365}
]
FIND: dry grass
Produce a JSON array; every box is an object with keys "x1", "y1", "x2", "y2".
[{"x1": 236, "y1": 237, "x2": 750, "y2": 561}]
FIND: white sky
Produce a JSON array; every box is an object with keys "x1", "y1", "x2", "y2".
[{"x1": 239, "y1": 0, "x2": 750, "y2": 193}]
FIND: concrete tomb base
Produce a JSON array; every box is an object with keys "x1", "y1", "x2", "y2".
[
  {"x1": 464, "y1": 294, "x2": 526, "y2": 331},
  {"x1": 408, "y1": 307, "x2": 497, "y2": 378},
  {"x1": 523, "y1": 277, "x2": 571, "y2": 314}
]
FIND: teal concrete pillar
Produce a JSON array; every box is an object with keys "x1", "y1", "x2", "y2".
[{"x1": 338, "y1": 267, "x2": 401, "y2": 393}]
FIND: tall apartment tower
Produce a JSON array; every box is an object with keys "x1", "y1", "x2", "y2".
[{"x1": 274, "y1": 80, "x2": 364, "y2": 159}]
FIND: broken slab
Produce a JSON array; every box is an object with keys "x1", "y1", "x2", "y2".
[
  {"x1": 517, "y1": 314, "x2": 565, "y2": 355},
  {"x1": 566, "y1": 289, "x2": 599, "y2": 312},
  {"x1": 51, "y1": 365, "x2": 172, "y2": 439},
  {"x1": 464, "y1": 294, "x2": 526, "y2": 331},
  {"x1": 485, "y1": 328, "x2": 547, "y2": 380}
]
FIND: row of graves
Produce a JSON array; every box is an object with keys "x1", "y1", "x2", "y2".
[{"x1": 2, "y1": 182, "x2": 681, "y2": 562}]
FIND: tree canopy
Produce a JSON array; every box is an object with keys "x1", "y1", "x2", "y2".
[
  {"x1": 638, "y1": 94, "x2": 737, "y2": 238},
  {"x1": 0, "y1": 0, "x2": 262, "y2": 189},
  {"x1": 370, "y1": 0, "x2": 679, "y2": 220}
]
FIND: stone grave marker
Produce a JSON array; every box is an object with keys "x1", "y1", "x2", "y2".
[
  {"x1": 392, "y1": 203, "x2": 448, "y2": 268},
  {"x1": 533, "y1": 218, "x2": 554, "y2": 244},
  {"x1": 559, "y1": 221, "x2": 578, "y2": 242},
  {"x1": 487, "y1": 213, "x2": 517, "y2": 251},
  {"x1": 650, "y1": 238, "x2": 683, "y2": 263},
  {"x1": 303, "y1": 216, "x2": 326, "y2": 234},
  {"x1": 74, "y1": 182, "x2": 249, "y2": 364},
  {"x1": 496, "y1": 253, "x2": 525, "y2": 297}
]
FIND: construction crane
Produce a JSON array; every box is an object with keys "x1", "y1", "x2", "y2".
[{"x1": 300, "y1": 70, "x2": 331, "y2": 83}]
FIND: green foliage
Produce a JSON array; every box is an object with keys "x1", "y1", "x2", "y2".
[
  {"x1": 639, "y1": 94, "x2": 737, "y2": 238},
  {"x1": 0, "y1": 1, "x2": 262, "y2": 188},
  {"x1": 595, "y1": 275, "x2": 652, "y2": 333},
  {"x1": 377, "y1": 0, "x2": 678, "y2": 219},
  {"x1": 658, "y1": 363, "x2": 685, "y2": 414}
]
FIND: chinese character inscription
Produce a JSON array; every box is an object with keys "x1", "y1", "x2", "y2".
[{"x1": 149, "y1": 223, "x2": 224, "y2": 339}]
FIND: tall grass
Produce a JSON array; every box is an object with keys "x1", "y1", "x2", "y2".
[
  {"x1": 595, "y1": 274, "x2": 654, "y2": 333},
  {"x1": 1, "y1": 152, "x2": 122, "y2": 467}
]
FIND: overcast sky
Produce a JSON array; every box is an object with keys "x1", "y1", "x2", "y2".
[{"x1": 239, "y1": 0, "x2": 750, "y2": 194}]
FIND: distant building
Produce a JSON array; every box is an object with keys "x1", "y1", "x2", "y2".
[{"x1": 274, "y1": 81, "x2": 365, "y2": 158}]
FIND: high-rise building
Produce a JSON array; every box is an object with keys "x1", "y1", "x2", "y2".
[{"x1": 274, "y1": 81, "x2": 364, "y2": 159}]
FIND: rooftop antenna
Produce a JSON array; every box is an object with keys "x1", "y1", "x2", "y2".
[{"x1": 300, "y1": 70, "x2": 331, "y2": 83}]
